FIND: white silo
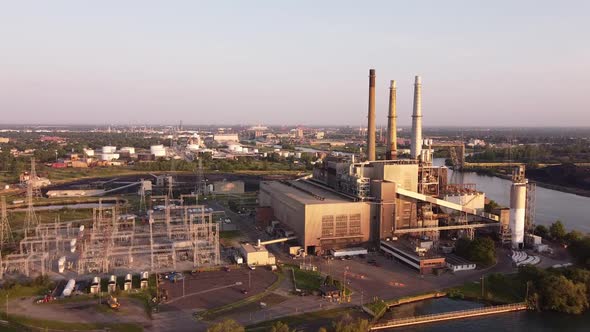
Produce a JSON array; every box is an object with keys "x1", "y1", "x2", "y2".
[
  {"x1": 510, "y1": 167, "x2": 527, "y2": 249},
  {"x1": 120, "y1": 147, "x2": 135, "y2": 154},
  {"x1": 102, "y1": 146, "x2": 117, "y2": 154}
]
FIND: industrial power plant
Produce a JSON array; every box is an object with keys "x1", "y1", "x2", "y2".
[{"x1": 259, "y1": 69, "x2": 537, "y2": 274}]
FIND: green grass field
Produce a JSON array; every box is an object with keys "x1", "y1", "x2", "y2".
[
  {"x1": 445, "y1": 273, "x2": 525, "y2": 304},
  {"x1": 292, "y1": 267, "x2": 323, "y2": 292}
]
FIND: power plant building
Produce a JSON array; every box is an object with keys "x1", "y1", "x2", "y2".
[
  {"x1": 258, "y1": 69, "x2": 527, "y2": 271},
  {"x1": 259, "y1": 181, "x2": 371, "y2": 254}
]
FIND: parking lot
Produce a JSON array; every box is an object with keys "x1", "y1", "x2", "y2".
[{"x1": 159, "y1": 267, "x2": 277, "y2": 310}]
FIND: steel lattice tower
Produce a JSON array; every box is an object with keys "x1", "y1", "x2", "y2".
[
  {"x1": 1, "y1": 196, "x2": 14, "y2": 250},
  {"x1": 25, "y1": 158, "x2": 40, "y2": 231}
]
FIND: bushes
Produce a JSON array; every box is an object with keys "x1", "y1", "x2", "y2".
[
  {"x1": 519, "y1": 266, "x2": 590, "y2": 314},
  {"x1": 455, "y1": 237, "x2": 496, "y2": 267}
]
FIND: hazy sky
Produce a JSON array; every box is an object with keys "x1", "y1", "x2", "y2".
[{"x1": 1, "y1": 1, "x2": 589, "y2": 127}]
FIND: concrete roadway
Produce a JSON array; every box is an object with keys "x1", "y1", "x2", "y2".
[{"x1": 304, "y1": 249, "x2": 516, "y2": 302}]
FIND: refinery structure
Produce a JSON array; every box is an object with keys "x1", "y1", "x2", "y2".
[{"x1": 260, "y1": 69, "x2": 536, "y2": 273}]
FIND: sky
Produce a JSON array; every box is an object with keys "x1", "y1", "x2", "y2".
[{"x1": 0, "y1": 0, "x2": 589, "y2": 127}]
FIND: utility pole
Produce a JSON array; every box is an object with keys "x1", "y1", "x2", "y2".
[
  {"x1": 182, "y1": 277, "x2": 185, "y2": 297},
  {"x1": 481, "y1": 275, "x2": 485, "y2": 297}
]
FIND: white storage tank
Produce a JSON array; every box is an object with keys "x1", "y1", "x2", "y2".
[
  {"x1": 102, "y1": 146, "x2": 117, "y2": 154},
  {"x1": 150, "y1": 145, "x2": 166, "y2": 157},
  {"x1": 124, "y1": 273, "x2": 133, "y2": 291},
  {"x1": 108, "y1": 275, "x2": 117, "y2": 293},
  {"x1": 120, "y1": 147, "x2": 135, "y2": 154},
  {"x1": 62, "y1": 279, "x2": 76, "y2": 297},
  {"x1": 140, "y1": 271, "x2": 149, "y2": 289},
  {"x1": 101, "y1": 152, "x2": 120, "y2": 161},
  {"x1": 90, "y1": 276, "x2": 101, "y2": 294}
]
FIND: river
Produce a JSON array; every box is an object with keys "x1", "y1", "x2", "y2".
[
  {"x1": 433, "y1": 158, "x2": 590, "y2": 233},
  {"x1": 381, "y1": 298, "x2": 590, "y2": 331}
]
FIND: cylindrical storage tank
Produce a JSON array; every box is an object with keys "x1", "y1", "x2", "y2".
[
  {"x1": 124, "y1": 274, "x2": 133, "y2": 291},
  {"x1": 79, "y1": 225, "x2": 85, "y2": 232},
  {"x1": 62, "y1": 279, "x2": 76, "y2": 297},
  {"x1": 510, "y1": 182, "x2": 527, "y2": 249},
  {"x1": 108, "y1": 275, "x2": 117, "y2": 293},
  {"x1": 120, "y1": 147, "x2": 135, "y2": 154},
  {"x1": 102, "y1": 146, "x2": 117, "y2": 154},
  {"x1": 140, "y1": 271, "x2": 149, "y2": 289},
  {"x1": 150, "y1": 145, "x2": 166, "y2": 157},
  {"x1": 92, "y1": 276, "x2": 101, "y2": 285}
]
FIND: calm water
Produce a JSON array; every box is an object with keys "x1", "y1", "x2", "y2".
[
  {"x1": 381, "y1": 298, "x2": 590, "y2": 331},
  {"x1": 433, "y1": 159, "x2": 590, "y2": 232}
]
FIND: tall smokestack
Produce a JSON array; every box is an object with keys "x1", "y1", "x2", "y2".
[
  {"x1": 367, "y1": 69, "x2": 376, "y2": 161},
  {"x1": 410, "y1": 75, "x2": 422, "y2": 160},
  {"x1": 386, "y1": 80, "x2": 397, "y2": 160}
]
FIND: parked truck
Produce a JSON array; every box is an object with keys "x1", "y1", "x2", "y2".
[{"x1": 330, "y1": 247, "x2": 368, "y2": 258}]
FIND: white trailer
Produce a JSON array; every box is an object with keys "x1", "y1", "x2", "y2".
[{"x1": 331, "y1": 247, "x2": 368, "y2": 258}]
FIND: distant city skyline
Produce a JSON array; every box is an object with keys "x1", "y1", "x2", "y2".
[{"x1": 1, "y1": 1, "x2": 589, "y2": 126}]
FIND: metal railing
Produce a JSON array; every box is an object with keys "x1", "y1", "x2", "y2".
[{"x1": 370, "y1": 303, "x2": 527, "y2": 330}]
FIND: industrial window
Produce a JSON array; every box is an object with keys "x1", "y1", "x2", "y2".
[
  {"x1": 335, "y1": 215, "x2": 348, "y2": 237},
  {"x1": 321, "y1": 215, "x2": 334, "y2": 237},
  {"x1": 349, "y1": 214, "x2": 361, "y2": 235}
]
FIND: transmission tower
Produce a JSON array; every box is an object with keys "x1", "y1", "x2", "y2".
[
  {"x1": 197, "y1": 157, "x2": 205, "y2": 195},
  {"x1": 1, "y1": 196, "x2": 14, "y2": 250},
  {"x1": 25, "y1": 158, "x2": 40, "y2": 231},
  {"x1": 29, "y1": 157, "x2": 42, "y2": 198},
  {"x1": 167, "y1": 158, "x2": 175, "y2": 200},
  {"x1": 139, "y1": 179, "x2": 146, "y2": 212}
]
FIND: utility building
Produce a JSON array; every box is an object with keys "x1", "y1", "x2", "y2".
[{"x1": 259, "y1": 181, "x2": 371, "y2": 255}]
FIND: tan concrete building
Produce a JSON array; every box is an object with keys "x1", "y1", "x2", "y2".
[
  {"x1": 239, "y1": 243, "x2": 276, "y2": 266},
  {"x1": 259, "y1": 181, "x2": 372, "y2": 255}
]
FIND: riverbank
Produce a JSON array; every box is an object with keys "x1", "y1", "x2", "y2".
[{"x1": 459, "y1": 168, "x2": 590, "y2": 198}]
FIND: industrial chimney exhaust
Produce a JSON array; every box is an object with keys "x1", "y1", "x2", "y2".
[
  {"x1": 410, "y1": 75, "x2": 422, "y2": 160},
  {"x1": 386, "y1": 80, "x2": 397, "y2": 160},
  {"x1": 367, "y1": 69, "x2": 376, "y2": 161}
]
